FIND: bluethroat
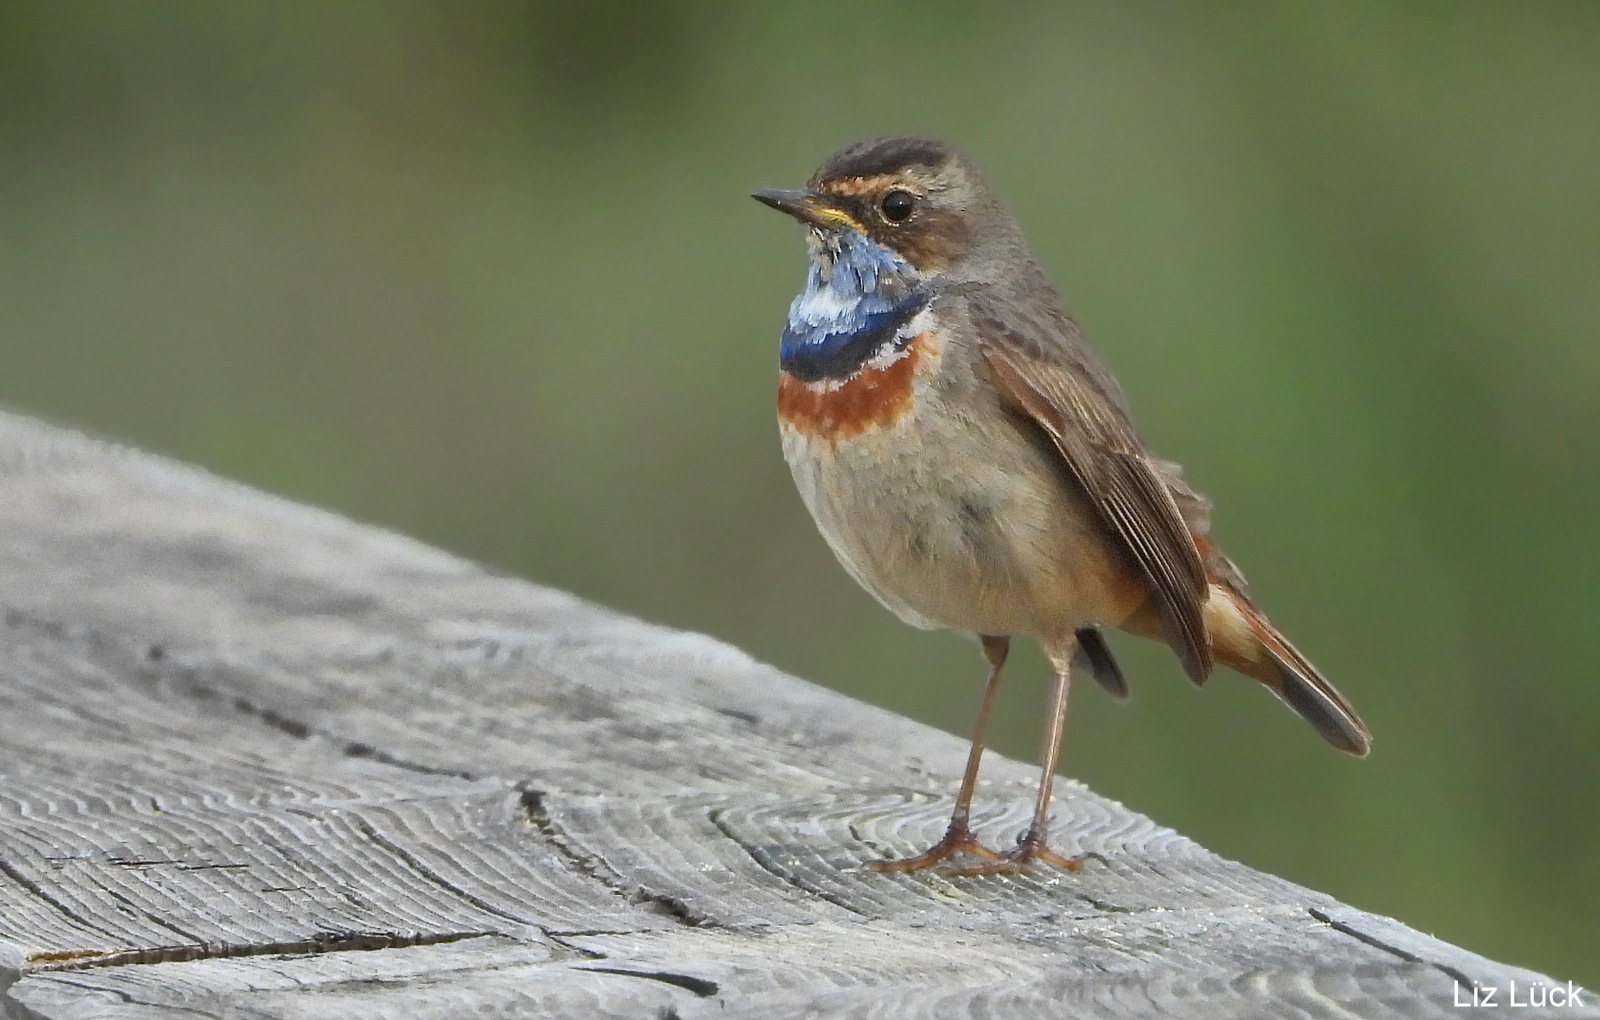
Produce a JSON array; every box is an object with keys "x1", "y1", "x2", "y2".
[{"x1": 753, "y1": 137, "x2": 1371, "y2": 876}]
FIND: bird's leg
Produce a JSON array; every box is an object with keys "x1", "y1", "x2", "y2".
[
  {"x1": 866, "y1": 635, "x2": 1009, "y2": 872},
  {"x1": 940, "y1": 638, "x2": 1086, "y2": 876}
]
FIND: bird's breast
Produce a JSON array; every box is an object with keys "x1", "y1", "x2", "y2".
[
  {"x1": 776, "y1": 332, "x2": 933, "y2": 443},
  {"x1": 776, "y1": 320, "x2": 1147, "y2": 639}
]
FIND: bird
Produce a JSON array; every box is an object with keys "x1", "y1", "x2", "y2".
[{"x1": 752, "y1": 137, "x2": 1371, "y2": 876}]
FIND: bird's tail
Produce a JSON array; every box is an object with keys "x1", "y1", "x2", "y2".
[{"x1": 1203, "y1": 582, "x2": 1372, "y2": 756}]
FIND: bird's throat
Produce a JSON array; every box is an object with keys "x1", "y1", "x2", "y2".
[{"x1": 779, "y1": 233, "x2": 927, "y2": 383}]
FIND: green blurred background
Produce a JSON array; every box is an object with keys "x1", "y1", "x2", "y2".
[{"x1": 1, "y1": 0, "x2": 1594, "y2": 983}]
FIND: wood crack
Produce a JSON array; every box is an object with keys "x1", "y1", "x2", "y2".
[
  {"x1": 5, "y1": 603, "x2": 479, "y2": 783},
  {"x1": 542, "y1": 934, "x2": 607, "y2": 961},
  {"x1": 1076, "y1": 892, "x2": 1137, "y2": 915},
  {"x1": 577, "y1": 966, "x2": 720, "y2": 998},
  {"x1": 516, "y1": 787, "x2": 716, "y2": 929},
  {"x1": 98, "y1": 886, "x2": 204, "y2": 947},
  {"x1": 166, "y1": 667, "x2": 478, "y2": 781},
  {"x1": 707, "y1": 807, "x2": 869, "y2": 918},
  {"x1": 338, "y1": 739, "x2": 479, "y2": 780},
  {"x1": 24, "y1": 931, "x2": 495, "y2": 974},
  {"x1": 1308, "y1": 907, "x2": 1475, "y2": 988},
  {"x1": 0, "y1": 857, "x2": 114, "y2": 940}
]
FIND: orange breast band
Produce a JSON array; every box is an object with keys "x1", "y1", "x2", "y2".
[{"x1": 777, "y1": 333, "x2": 930, "y2": 442}]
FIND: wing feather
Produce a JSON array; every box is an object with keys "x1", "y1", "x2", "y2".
[{"x1": 978, "y1": 314, "x2": 1213, "y2": 682}]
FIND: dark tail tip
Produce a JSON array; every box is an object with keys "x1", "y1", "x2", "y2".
[
  {"x1": 1271, "y1": 659, "x2": 1373, "y2": 756},
  {"x1": 1075, "y1": 627, "x2": 1130, "y2": 702},
  {"x1": 1216, "y1": 589, "x2": 1373, "y2": 756}
]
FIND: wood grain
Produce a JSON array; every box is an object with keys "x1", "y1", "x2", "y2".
[{"x1": 0, "y1": 409, "x2": 1585, "y2": 1019}]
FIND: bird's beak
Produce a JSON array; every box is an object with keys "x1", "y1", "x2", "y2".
[{"x1": 751, "y1": 188, "x2": 862, "y2": 231}]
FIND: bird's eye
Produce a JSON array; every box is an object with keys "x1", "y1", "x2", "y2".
[{"x1": 880, "y1": 189, "x2": 917, "y2": 223}]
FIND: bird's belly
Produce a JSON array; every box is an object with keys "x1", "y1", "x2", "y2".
[{"x1": 779, "y1": 367, "x2": 1143, "y2": 639}]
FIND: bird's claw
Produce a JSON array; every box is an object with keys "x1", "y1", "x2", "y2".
[
  {"x1": 864, "y1": 824, "x2": 1002, "y2": 873},
  {"x1": 868, "y1": 828, "x2": 1086, "y2": 877}
]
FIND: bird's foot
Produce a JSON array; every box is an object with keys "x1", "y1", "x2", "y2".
[
  {"x1": 931, "y1": 833, "x2": 1086, "y2": 878},
  {"x1": 864, "y1": 823, "x2": 1002, "y2": 873}
]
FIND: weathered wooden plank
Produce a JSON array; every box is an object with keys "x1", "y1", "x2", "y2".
[{"x1": 0, "y1": 409, "x2": 1587, "y2": 1019}]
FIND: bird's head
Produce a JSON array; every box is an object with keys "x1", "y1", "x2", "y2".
[{"x1": 753, "y1": 136, "x2": 1013, "y2": 284}]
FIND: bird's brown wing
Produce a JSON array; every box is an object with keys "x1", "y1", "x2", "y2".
[{"x1": 975, "y1": 300, "x2": 1213, "y2": 682}]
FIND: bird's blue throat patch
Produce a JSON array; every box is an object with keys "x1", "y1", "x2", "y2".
[{"x1": 779, "y1": 232, "x2": 928, "y2": 383}]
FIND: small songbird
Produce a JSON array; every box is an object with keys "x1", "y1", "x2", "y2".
[{"x1": 753, "y1": 137, "x2": 1371, "y2": 875}]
